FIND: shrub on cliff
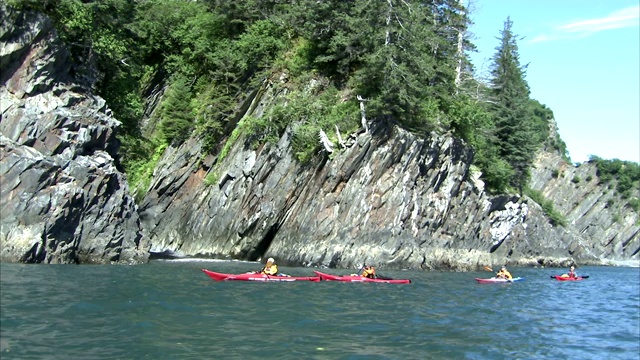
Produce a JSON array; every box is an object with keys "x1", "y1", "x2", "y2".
[
  {"x1": 524, "y1": 188, "x2": 567, "y2": 227},
  {"x1": 590, "y1": 156, "x2": 640, "y2": 199}
]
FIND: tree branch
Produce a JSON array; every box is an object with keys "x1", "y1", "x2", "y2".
[
  {"x1": 319, "y1": 129, "x2": 334, "y2": 153},
  {"x1": 357, "y1": 95, "x2": 369, "y2": 133},
  {"x1": 335, "y1": 125, "x2": 346, "y2": 148}
]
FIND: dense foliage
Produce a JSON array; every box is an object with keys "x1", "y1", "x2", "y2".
[
  {"x1": 8, "y1": 0, "x2": 593, "y2": 212},
  {"x1": 589, "y1": 156, "x2": 640, "y2": 211}
]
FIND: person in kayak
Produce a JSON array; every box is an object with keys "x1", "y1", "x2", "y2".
[
  {"x1": 260, "y1": 257, "x2": 278, "y2": 276},
  {"x1": 561, "y1": 265, "x2": 577, "y2": 278},
  {"x1": 495, "y1": 266, "x2": 513, "y2": 280},
  {"x1": 360, "y1": 264, "x2": 377, "y2": 279}
]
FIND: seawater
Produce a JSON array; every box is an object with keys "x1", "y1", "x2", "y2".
[{"x1": 1, "y1": 261, "x2": 638, "y2": 359}]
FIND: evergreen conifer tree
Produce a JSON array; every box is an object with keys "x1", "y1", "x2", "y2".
[
  {"x1": 489, "y1": 17, "x2": 537, "y2": 194},
  {"x1": 158, "y1": 78, "x2": 194, "y2": 145}
]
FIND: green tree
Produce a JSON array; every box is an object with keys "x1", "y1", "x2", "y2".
[
  {"x1": 349, "y1": 0, "x2": 461, "y2": 129},
  {"x1": 590, "y1": 156, "x2": 640, "y2": 197},
  {"x1": 447, "y1": 95, "x2": 511, "y2": 193},
  {"x1": 12, "y1": 0, "x2": 575, "y2": 200},
  {"x1": 285, "y1": 0, "x2": 472, "y2": 131},
  {"x1": 158, "y1": 77, "x2": 194, "y2": 145},
  {"x1": 488, "y1": 17, "x2": 538, "y2": 194}
]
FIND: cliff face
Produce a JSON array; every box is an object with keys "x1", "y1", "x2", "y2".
[
  {"x1": 139, "y1": 77, "x2": 631, "y2": 270},
  {"x1": 1, "y1": 7, "x2": 637, "y2": 268},
  {"x1": 530, "y1": 152, "x2": 639, "y2": 261},
  {"x1": 0, "y1": 6, "x2": 149, "y2": 264}
]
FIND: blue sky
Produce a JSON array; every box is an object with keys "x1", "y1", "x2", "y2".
[{"x1": 467, "y1": 1, "x2": 639, "y2": 163}]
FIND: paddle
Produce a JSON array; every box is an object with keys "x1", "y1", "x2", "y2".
[
  {"x1": 483, "y1": 266, "x2": 499, "y2": 278},
  {"x1": 550, "y1": 275, "x2": 589, "y2": 279}
]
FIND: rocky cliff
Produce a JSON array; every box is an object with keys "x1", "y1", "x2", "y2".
[
  {"x1": 138, "y1": 73, "x2": 638, "y2": 270},
  {"x1": 1, "y1": 6, "x2": 637, "y2": 269},
  {"x1": 530, "y1": 152, "x2": 639, "y2": 262},
  {"x1": 0, "y1": 6, "x2": 149, "y2": 264}
]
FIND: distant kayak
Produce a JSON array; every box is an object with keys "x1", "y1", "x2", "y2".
[
  {"x1": 313, "y1": 271, "x2": 411, "y2": 284},
  {"x1": 551, "y1": 275, "x2": 589, "y2": 281},
  {"x1": 475, "y1": 277, "x2": 524, "y2": 284},
  {"x1": 202, "y1": 269, "x2": 320, "y2": 282}
]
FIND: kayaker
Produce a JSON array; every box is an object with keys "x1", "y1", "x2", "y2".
[
  {"x1": 360, "y1": 264, "x2": 377, "y2": 279},
  {"x1": 260, "y1": 257, "x2": 278, "y2": 276},
  {"x1": 560, "y1": 265, "x2": 578, "y2": 279},
  {"x1": 495, "y1": 266, "x2": 513, "y2": 280}
]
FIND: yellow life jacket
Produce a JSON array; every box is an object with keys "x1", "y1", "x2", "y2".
[
  {"x1": 497, "y1": 270, "x2": 512, "y2": 280},
  {"x1": 262, "y1": 264, "x2": 278, "y2": 275},
  {"x1": 361, "y1": 267, "x2": 376, "y2": 278}
]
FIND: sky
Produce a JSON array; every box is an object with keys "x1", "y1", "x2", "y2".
[{"x1": 467, "y1": 0, "x2": 639, "y2": 163}]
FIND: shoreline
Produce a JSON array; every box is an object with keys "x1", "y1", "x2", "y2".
[{"x1": 602, "y1": 259, "x2": 640, "y2": 268}]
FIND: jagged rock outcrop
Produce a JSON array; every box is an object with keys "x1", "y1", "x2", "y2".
[
  {"x1": 139, "y1": 77, "x2": 624, "y2": 271},
  {"x1": 2, "y1": 6, "x2": 636, "y2": 269},
  {"x1": 0, "y1": 5, "x2": 149, "y2": 264},
  {"x1": 530, "y1": 152, "x2": 639, "y2": 263}
]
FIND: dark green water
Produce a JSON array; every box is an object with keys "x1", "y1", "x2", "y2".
[{"x1": 1, "y1": 260, "x2": 638, "y2": 359}]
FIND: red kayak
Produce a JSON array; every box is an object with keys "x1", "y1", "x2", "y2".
[
  {"x1": 202, "y1": 269, "x2": 320, "y2": 282},
  {"x1": 313, "y1": 271, "x2": 411, "y2": 284},
  {"x1": 552, "y1": 275, "x2": 589, "y2": 281}
]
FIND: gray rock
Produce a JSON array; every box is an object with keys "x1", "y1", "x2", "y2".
[
  {"x1": 139, "y1": 78, "x2": 634, "y2": 271},
  {"x1": 0, "y1": 5, "x2": 149, "y2": 264},
  {"x1": 530, "y1": 152, "x2": 639, "y2": 261},
  {"x1": 2, "y1": 4, "x2": 636, "y2": 270}
]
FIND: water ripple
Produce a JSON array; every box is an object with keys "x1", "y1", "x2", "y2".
[{"x1": 1, "y1": 263, "x2": 638, "y2": 359}]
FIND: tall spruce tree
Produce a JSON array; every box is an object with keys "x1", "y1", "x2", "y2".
[
  {"x1": 489, "y1": 17, "x2": 537, "y2": 195},
  {"x1": 345, "y1": 0, "x2": 466, "y2": 130}
]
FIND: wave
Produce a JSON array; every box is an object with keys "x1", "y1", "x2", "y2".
[{"x1": 605, "y1": 259, "x2": 640, "y2": 268}]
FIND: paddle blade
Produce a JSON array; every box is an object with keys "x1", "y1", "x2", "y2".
[{"x1": 483, "y1": 266, "x2": 493, "y2": 272}]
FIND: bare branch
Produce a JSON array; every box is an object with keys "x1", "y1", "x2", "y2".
[
  {"x1": 319, "y1": 129, "x2": 334, "y2": 153},
  {"x1": 335, "y1": 125, "x2": 346, "y2": 148},
  {"x1": 357, "y1": 95, "x2": 369, "y2": 133}
]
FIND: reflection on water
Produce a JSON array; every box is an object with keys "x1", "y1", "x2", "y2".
[{"x1": 1, "y1": 262, "x2": 638, "y2": 359}]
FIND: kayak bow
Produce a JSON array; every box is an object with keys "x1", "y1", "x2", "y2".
[
  {"x1": 313, "y1": 271, "x2": 411, "y2": 284},
  {"x1": 202, "y1": 269, "x2": 320, "y2": 282}
]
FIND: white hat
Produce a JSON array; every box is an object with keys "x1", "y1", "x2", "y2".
[{"x1": 267, "y1": 257, "x2": 275, "y2": 263}]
